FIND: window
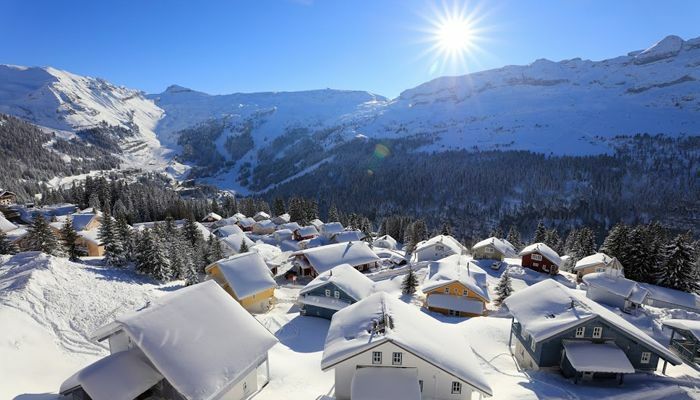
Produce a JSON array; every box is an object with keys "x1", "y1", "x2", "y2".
[
  {"x1": 575, "y1": 327, "x2": 585, "y2": 338},
  {"x1": 372, "y1": 351, "x2": 382, "y2": 365},
  {"x1": 392, "y1": 352, "x2": 402, "y2": 365},
  {"x1": 448, "y1": 309, "x2": 459, "y2": 317},
  {"x1": 334, "y1": 290, "x2": 340, "y2": 299},
  {"x1": 531, "y1": 254, "x2": 543, "y2": 261},
  {"x1": 543, "y1": 265, "x2": 549, "y2": 272},
  {"x1": 419, "y1": 380, "x2": 423, "y2": 392},
  {"x1": 592, "y1": 327, "x2": 602, "y2": 338},
  {"x1": 324, "y1": 289, "x2": 331, "y2": 297},
  {"x1": 485, "y1": 246, "x2": 493, "y2": 253},
  {"x1": 530, "y1": 337, "x2": 537, "y2": 352},
  {"x1": 463, "y1": 289, "x2": 469, "y2": 296},
  {"x1": 451, "y1": 381, "x2": 462, "y2": 394},
  {"x1": 444, "y1": 287, "x2": 450, "y2": 294},
  {"x1": 532, "y1": 262, "x2": 539, "y2": 267},
  {"x1": 641, "y1": 352, "x2": 651, "y2": 364},
  {"x1": 243, "y1": 382, "x2": 248, "y2": 393}
]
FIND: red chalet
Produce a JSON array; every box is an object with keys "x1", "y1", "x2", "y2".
[{"x1": 519, "y1": 242, "x2": 562, "y2": 275}]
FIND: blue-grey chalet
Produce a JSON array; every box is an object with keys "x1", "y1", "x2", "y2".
[
  {"x1": 505, "y1": 280, "x2": 681, "y2": 384},
  {"x1": 298, "y1": 263, "x2": 374, "y2": 319}
]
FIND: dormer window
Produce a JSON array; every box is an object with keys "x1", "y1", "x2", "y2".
[
  {"x1": 325, "y1": 289, "x2": 331, "y2": 297},
  {"x1": 592, "y1": 326, "x2": 602, "y2": 338},
  {"x1": 575, "y1": 327, "x2": 585, "y2": 338}
]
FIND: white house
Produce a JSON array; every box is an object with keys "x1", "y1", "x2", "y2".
[
  {"x1": 292, "y1": 241, "x2": 380, "y2": 277},
  {"x1": 59, "y1": 281, "x2": 278, "y2": 400},
  {"x1": 321, "y1": 292, "x2": 493, "y2": 400},
  {"x1": 582, "y1": 271, "x2": 649, "y2": 313},
  {"x1": 574, "y1": 253, "x2": 623, "y2": 281},
  {"x1": 413, "y1": 235, "x2": 466, "y2": 262},
  {"x1": 471, "y1": 237, "x2": 517, "y2": 261},
  {"x1": 373, "y1": 234, "x2": 398, "y2": 250}
]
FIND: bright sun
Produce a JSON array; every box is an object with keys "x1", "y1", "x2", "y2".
[{"x1": 436, "y1": 17, "x2": 473, "y2": 54}]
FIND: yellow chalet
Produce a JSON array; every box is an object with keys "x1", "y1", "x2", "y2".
[
  {"x1": 422, "y1": 254, "x2": 491, "y2": 317},
  {"x1": 206, "y1": 252, "x2": 277, "y2": 313}
]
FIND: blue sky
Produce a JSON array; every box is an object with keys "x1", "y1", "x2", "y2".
[{"x1": 4, "y1": 0, "x2": 699, "y2": 98}]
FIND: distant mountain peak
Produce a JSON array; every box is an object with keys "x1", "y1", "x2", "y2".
[
  {"x1": 164, "y1": 84, "x2": 195, "y2": 93},
  {"x1": 634, "y1": 34, "x2": 685, "y2": 65}
]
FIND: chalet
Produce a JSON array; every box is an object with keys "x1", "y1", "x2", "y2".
[
  {"x1": 236, "y1": 217, "x2": 257, "y2": 232},
  {"x1": 518, "y1": 243, "x2": 561, "y2": 275},
  {"x1": 373, "y1": 234, "x2": 397, "y2": 250},
  {"x1": 309, "y1": 218, "x2": 324, "y2": 230},
  {"x1": 213, "y1": 224, "x2": 244, "y2": 238},
  {"x1": 321, "y1": 292, "x2": 493, "y2": 400},
  {"x1": 298, "y1": 264, "x2": 375, "y2": 319},
  {"x1": 293, "y1": 225, "x2": 319, "y2": 241},
  {"x1": 574, "y1": 253, "x2": 623, "y2": 281},
  {"x1": 76, "y1": 230, "x2": 105, "y2": 257},
  {"x1": 206, "y1": 252, "x2": 277, "y2": 313},
  {"x1": 422, "y1": 255, "x2": 490, "y2": 317},
  {"x1": 292, "y1": 241, "x2": 380, "y2": 277},
  {"x1": 471, "y1": 237, "x2": 517, "y2": 261},
  {"x1": 211, "y1": 215, "x2": 240, "y2": 229},
  {"x1": 319, "y1": 222, "x2": 344, "y2": 240},
  {"x1": 661, "y1": 319, "x2": 700, "y2": 370},
  {"x1": 273, "y1": 228, "x2": 294, "y2": 243},
  {"x1": 49, "y1": 212, "x2": 102, "y2": 235},
  {"x1": 252, "y1": 219, "x2": 276, "y2": 235},
  {"x1": 0, "y1": 190, "x2": 17, "y2": 206},
  {"x1": 639, "y1": 283, "x2": 700, "y2": 313},
  {"x1": 271, "y1": 213, "x2": 291, "y2": 225},
  {"x1": 18, "y1": 203, "x2": 76, "y2": 224},
  {"x1": 582, "y1": 271, "x2": 649, "y2": 314},
  {"x1": 413, "y1": 235, "x2": 465, "y2": 262},
  {"x1": 221, "y1": 232, "x2": 256, "y2": 256},
  {"x1": 330, "y1": 230, "x2": 365, "y2": 244},
  {"x1": 505, "y1": 280, "x2": 681, "y2": 384},
  {"x1": 59, "y1": 281, "x2": 278, "y2": 400},
  {"x1": 253, "y1": 211, "x2": 271, "y2": 222},
  {"x1": 250, "y1": 243, "x2": 289, "y2": 275},
  {"x1": 279, "y1": 221, "x2": 302, "y2": 232},
  {"x1": 201, "y1": 212, "x2": 222, "y2": 222}
]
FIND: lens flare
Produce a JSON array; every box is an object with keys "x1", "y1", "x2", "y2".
[{"x1": 374, "y1": 144, "x2": 390, "y2": 159}]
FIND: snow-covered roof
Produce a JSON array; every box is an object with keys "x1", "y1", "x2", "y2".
[
  {"x1": 237, "y1": 217, "x2": 256, "y2": 227},
  {"x1": 69, "y1": 213, "x2": 99, "y2": 231},
  {"x1": 272, "y1": 213, "x2": 290, "y2": 224},
  {"x1": 321, "y1": 292, "x2": 492, "y2": 397},
  {"x1": 294, "y1": 242, "x2": 379, "y2": 274},
  {"x1": 202, "y1": 212, "x2": 222, "y2": 221},
  {"x1": 373, "y1": 234, "x2": 397, "y2": 247},
  {"x1": 320, "y1": 222, "x2": 344, "y2": 236},
  {"x1": 310, "y1": 218, "x2": 324, "y2": 229},
  {"x1": 351, "y1": 367, "x2": 421, "y2": 400},
  {"x1": 254, "y1": 219, "x2": 275, "y2": 228},
  {"x1": 298, "y1": 294, "x2": 353, "y2": 311},
  {"x1": 415, "y1": 235, "x2": 465, "y2": 255},
  {"x1": 97, "y1": 281, "x2": 278, "y2": 400},
  {"x1": 422, "y1": 255, "x2": 490, "y2": 301},
  {"x1": 77, "y1": 229, "x2": 101, "y2": 245},
  {"x1": 254, "y1": 211, "x2": 271, "y2": 220},
  {"x1": 60, "y1": 349, "x2": 163, "y2": 400},
  {"x1": 504, "y1": 280, "x2": 681, "y2": 364},
  {"x1": 250, "y1": 242, "x2": 285, "y2": 263},
  {"x1": 472, "y1": 237, "x2": 518, "y2": 258},
  {"x1": 221, "y1": 233, "x2": 255, "y2": 253},
  {"x1": 574, "y1": 252, "x2": 613, "y2": 271},
  {"x1": 331, "y1": 230, "x2": 365, "y2": 243},
  {"x1": 582, "y1": 272, "x2": 648, "y2": 302},
  {"x1": 300, "y1": 264, "x2": 374, "y2": 301},
  {"x1": 0, "y1": 211, "x2": 17, "y2": 232},
  {"x1": 639, "y1": 282, "x2": 700, "y2": 311},
  {"x1": 207, "y1": 252, "x2": 277, "y2": 299},
  {"x1": 426, "y1": 294, "x2": 485, "y2": 315},
  {"x1": 562, "y1": 341, "x2": 635, "y2": 374},
  {"x1": 662, "y1": 319, "x2": 700, "y2": 341},
  {"x1": 296, "y1": 225, "x2": 319, "y2": 237},
  {"x1": 214, "y1": 224, "x2": 244, "y2": 237},
  {"x1": 233, "y1": 212, "x2": 246, "y2": 219},
  {"x1": 281, "y1": 222, "x2": 303, "y2": 231},
  {"x1": 519, "y1": 242, "x2": 562, "y2": 267},
  {"x1": 274, "y1": 228, "x2": 293, "y2": 237}
]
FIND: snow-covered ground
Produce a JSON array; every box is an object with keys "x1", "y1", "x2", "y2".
[{"x1": 2, "y1": 252, "x2": 699, "y2": 399}]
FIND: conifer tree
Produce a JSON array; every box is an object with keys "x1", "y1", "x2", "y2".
[
  {"x1": 239, "y1": 240, "x2": 249, "y2": 253},
  {"x1": 0, "y1": 229, "x2": 18, "y2": 255},
  {"x1": 401, "y1": 268, "x2": 418, "y2": 295},
  {"x1": 207, "y1": 234, "x2": 224, "y2": 264},
  {"x1": 99, "y1": 213, "x2": 126, "y2": 267},
  {"x1": 506, "y1": 226, "x2": 524, "y2": 251},
  {"x1": 136, "y1": 229, "x2": 172, "y2": 281},
  {"x1": 115, "y1": 216, "x2": 134, "y2": 261},
  {"x1": 273, "y1": 197, "x2": 286, "y2": 216},
  {"x1": 26, "y1": 213, "x2": 60, "y2": 255},
  {"x1": 327, "y1": 204, "x2": 340, "y2": 222},
  {"x1": 533, "y1": 221, "x2": 547, "y2": 244},
  {"x1": 489, "y1": 227, "x2": 504, "y2": 239},
  {"x1": 600, "y1": 224, "x2": 629, "y2": 260},
  {"x1": 60, "y1": 218, "x2": 81, "y2": 261},
  {"x1": 655, "y1": 234, "x2": 698, "y2": 293},
  {"x1": 544, "y1": 229, "x2": 563, "y2": 255},
  {"x1": 440, "y1": 222, "x2": 452, "y2": 236},
  {"x1": 495, "y1": 271, "x2": 514, "y2": 305}
]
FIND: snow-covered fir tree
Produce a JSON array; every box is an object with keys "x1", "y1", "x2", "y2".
[
  {"x1": 60, "y1": 218, "x2": 81, "y2": 261},
  {"x1": 136, "y1": 229, "x2": 172, "y2": 281},
  {"x1": 506, "y1": 225, "x2": 524, "y2": 251},
  {"x1": 655, "y1": 234, "x2": 699, "y2": 293},
  {"x1": 440, "y1": 222, "x2": 452, "y2": 236},
  {"x1": 489, "y1": 227, "x2": 503, "y2": 239},
  {"x1": 401, "y1": 268, "x2": 418, "y2": 295},
  {"x1": 533, "y1": 221, "x2": 547, "y2": 243},
  {"x1": 273, "y1": 197, "x2": 286, "y2": 216},
  {"x1": 115, "y1": 216, "x2": 133, "y2": 261},
  {"x1": 495, "y1": 271, "x2": 514, "y2": 305},
  {"x1": 0, "y1": 229, "x2": 18, "y2": 255},
  {"x1": 600, "y1": 224, "x2": 629, "y2": 260},
  {"x1": 239, "y1": 240, "x2": 249, "y2": 253},
  {"x1": 327, "y1": 203, "x2": 340, "y2": 222},
  {"x1": 206, "y1": 234, "x2": 224, "y2": 265},
  {"x1": 26, "y1": 213, "x2": 60, "y2": 255},
  {"x1": 98, "y1": 212, "x2": 126, "y2": 267}
]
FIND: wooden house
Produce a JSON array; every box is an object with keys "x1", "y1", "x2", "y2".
[
  {"x1": 205, "y1": 252, "x2": 277, "y2": 313},
  {"x1": 201, "y1": 212, "x2": 222, "y2": 222},
  {"x1": 0, "y1": 190, "x2": 17, "y2": 206},
  {"x1": 505, "y1": 280, "x2": 681, "y2": 384},
  {"x1": 321, "y1": 292, "x2": 493, "y2": 400},
  {"x1": 574, "y1": 253, "x2": 623, "y2": 281},
  {"x1": 76, "y1": 230, "x2": 105, "y2": 257},
  {"x1": 271, "y1": 213, "x2": 291, "y2": 225},
  {"x1": 252, "y1": 219, "x2": 276, "y2": 235},
  {"x1": 421, "y1": 255, "x2": 490, "y2": 317},
  {"x1": 60, "y1": 281, "x2": 278, "y2": 400},
  {"x1": 518, "y1": 243, "x2": 561, "y2": 275},
  {"x1": 661, "y1": 319, "x2": 700, "y2": 370},
  {"x1": 413, "y1": 235, "x2": 465, "y2": 262},
  {"x1": 273, "y1": 228, "x2": 294, "y2": 243},
  {"x1": 471, "y1": 237, "x2": 517, "y2": 261},
  {"x1": 291, "y1": 241, "x2": 380, "y2": 277},
  {"x1": 582, "y1": 271, "x2": 649, "y2": 314},
  {"x1": 293, "y1": 225, "x2": 319, "y2": 241},
  {"x1": 373, "y1": 234, "x2": 397, "y2": 250},
  {"x1": 298, "y1": 264, "x2": 375, "y2": 319},
  {"x1": 253, "y1": 211, "x2": 271, "y2": 222},
  {"x1": 236, "y1": 217, "x2": 257, "y2": 232}
]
